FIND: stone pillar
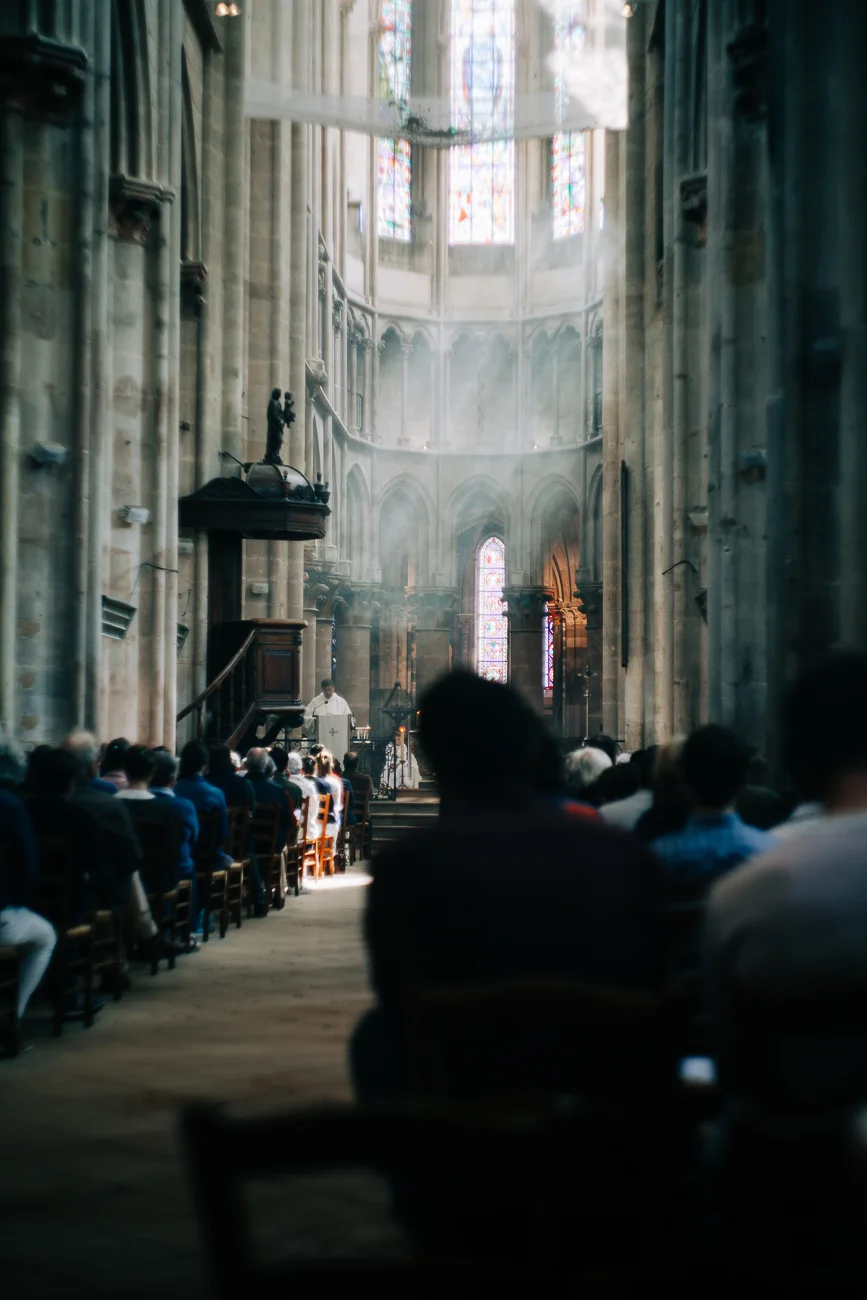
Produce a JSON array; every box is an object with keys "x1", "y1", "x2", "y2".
[
  {"x1": 399, "y1": 338, "x2": 411, "y2": 446},
  {"x1": 503, "y1": 587, "x2": 553, "y2": 714},
  {"x1": 306, "y1": 566, "x2": 342, "y2": 694},
  {"x1": 302, "y1": 597, "x2": 319, "y2": 705},
  {"x1": 334, "y1": 586, "x2": 377, "y2": 728},
  {"x1": 405, "y1": 588, "x2": 458, "y2": 699},
  {"x1": 576, "y1": 575, "x2": 604, "y2": 739}
]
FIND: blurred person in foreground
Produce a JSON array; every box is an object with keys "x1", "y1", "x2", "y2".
[
  {"x1": 706, "y1": 652, "x2": 867, "y2": 1112},
  {"x1": 350, "y1": 671, "x2": 667, "y2": 1103},
  {"x1": 0, "y1": 786, "x2": 56, "y2": 1049},
  {"x1": 600, "y1": 748, "x2": 656, "y2": 829},
  {"x1": 634, "y1": 738, "x2": 692, "y2": 841},
  {"x1": 651, "y1": 725, "x2": 777, "y2": 885},
  {"x1": 563, "y1": 744, "x2": 612, "y2": 803}
]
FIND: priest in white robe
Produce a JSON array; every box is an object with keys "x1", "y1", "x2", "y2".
[{"x1": 304, "y1": 678, "x2": 354, "y2": 741}]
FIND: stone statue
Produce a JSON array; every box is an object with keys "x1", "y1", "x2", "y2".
[
  {"x1": 265, "y1": 387, "x2": 285, "y2": 465},
  {"x1": 283, "y1": 390, "x2": 295, "y2": 434}
]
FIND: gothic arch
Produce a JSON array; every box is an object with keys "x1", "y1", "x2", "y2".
[
  {"x1": 345, "y1": 464, "x2": 371, "y2": 581},
  {"x1": 109, "y1": 0, "x2": 153, "y2": 180},
  {"x1": 528, "y1": 475, "x2": 582, "y2": 586},
  {"x1": 377, "y1": 473, "x2": 435, "y2": 589},
  {"x1": 586, "y1": 463, "x2": 603, "y2": 583},
  {"x1": 447, "y1": 474, "x2": 513, "y2": 552}
]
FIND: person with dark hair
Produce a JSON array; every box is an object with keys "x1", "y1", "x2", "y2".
[
  {"x1": 149, "y1": 748, "x2": 200, "y2": 900},
  {"x1": 351, "y1": 670, "x2": 667, "y2": 1102},
  {"x1": 269, "y1": 745, "x2": 304, "y2": 815},
  {"x1": 600, "y1": 747, "x2": 657, "y2": 829},
  {"x1": 245, "y1": 748, "x2": 296, "y2": 852},
  {"x1": 651, "y1": 725, "x2": 777, "y2": 884},
  {"x1": 207, "y1": 744, "x2": 255, "y2": 814},
  {"x1": 99, "y1": 737, "x2": 131, "y2": 791},
  {"x1": 22, "y1": 747, "x2": 100, "y2": 920},
  {"x1": 343, "y1": 751, "x2": 373, "y2": 802},
  {"x1": 634, "y1": 738, "x2": 693, "y2": 841},
  {"x1": 706, "y1": 651, "x2": 867, "y2": 1111},
  {"x1": 175, "y1": 740, "x2": 229, "y2": 839}
]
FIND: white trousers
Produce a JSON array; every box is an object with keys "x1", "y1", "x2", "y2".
[{"x1": 0, "y1": 906, "x2": 57, "y2": 1018}]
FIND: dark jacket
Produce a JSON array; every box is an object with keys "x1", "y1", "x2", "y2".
[
  {"x1": 69, "y1": 781, "x2": 141, "y2": 907},
  {"x1": 207, "y1": 770, "x2": 255, "y2": 816},
  {"x1": 274, "y1": 774, "x2": 304, "y2": 813},
  {"x1": 0, "y1": 790, "x2": 39, "y2": 910},
  {"x1": 365, "y1": 802, "x2": 668, "y2": 1095},
  {"x1": 247, "y1": 776, "x2": 295, "y2": 849},
  {"x1": 24, "y1": 793, "x2": 102, "y2": 918}
]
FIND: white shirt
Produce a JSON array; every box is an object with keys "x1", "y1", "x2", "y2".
[
  {"x1": 303, "y1": 692, "x2": 353, "y2": 727},
  {"x1": 116, "y1": 789, "x2": 155, "y2": 800},
  {"x1": 600, "y1": 788, "x2": 653, "y2": 830},
  {"x1": 293, "y1": 774, "x2": 321, "y2": 840}
]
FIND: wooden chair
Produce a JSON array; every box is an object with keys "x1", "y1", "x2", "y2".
[
  {"x1": 297, "y1": 796, "x2": 317, "y2": 883},
  {"x1": 0, "y1": 945, "x2": 22, "y2": 1057},
  {"x1": 128, "y1": 816, "x2": 182, "y2": 973},
  {"x1": 225, "y1": 805, "x2": 250, "y2": 929},
  {"x1": 316, "y1": 793, "x2": 334, "y2": 879},
  {"x1": 348, "y1": 789, "x2": 371, "y2": 864},
  {"x1": 182, "y1": 1100, "x2": 583, "y2": 1298},
  {"x1": 249, "y1": 803, "x2": 284, "y2": 911},
  {"x1": 90, "y1": 909, "x2": 125, "y2": 1000},
  {"x1": 290, "y1": 795, "x2": 310, "y2": 891},
  {"x1": 194, "y1": 809, "x2": 229, "y2": 941},
  {"x1": 32, "y1": 835, "x2": 96, "y2": 1036}
]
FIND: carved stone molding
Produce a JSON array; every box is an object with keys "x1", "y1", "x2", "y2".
[
  {"x1": 0, "y1": 34, "x2": 87, "y2": 125},
  {"x1": 109, "y1": 175, "x2": 174, "y2": 244},
  {"x1": 180, "y1": 260, "x2": 208, "y2": 318},
  {"x1": 304, "y1": 567, "x2": 347, "y2": 620},
  {"x1": 502, "y1": 586, "x2": 554, "y2": 633},
  {"x1": 306, "y1": 358, "x2": 327, "y2": 397},
  {"x1": 405, "y1": 586, "x2": 459, "y2": 629},
  {"x1": 574, "y1": 577, "x2": 603, "y2": 628},
  {"x1": 727, "y1": 22, "x2": 768, "y2": 122},
  {"x1": 335, "y1": 583, "x2": 381, "y2": 627}
]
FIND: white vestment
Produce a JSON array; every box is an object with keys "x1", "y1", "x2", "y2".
[
  {"x1": 382, "y1": 742, "x2": 420, "y2": 791},
  {"x1": 303, "y1": 691, "x2": 354, "y2": 730}
]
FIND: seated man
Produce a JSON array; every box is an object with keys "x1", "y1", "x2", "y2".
[
  {"x1": 149, "y1": 747, "x2": 200, "y2": 901},
  {"x1": 333, "y1": 758, "x2": 356, "y2": 828},
  {"x1": 178, "y1": 741, "x2": 265, "y2": 916},
  {"x1": 206, "y1": 744, "x2": 255, "y2": 813},
  {"x1": 269, "y1": 745, "x2": 303, "y2": 815},
  {"x1": 651, "y1": 725, "x2": 777, "y2": 886},
  {"x1": 244, "y1": 748, "x2": 295, "y2": 850},
  {"x1": 61, "y1": 731, "x2": 172, "y2": 960},
  {"x1": 343, "y1": 751, "x2": 373, "y2": 804},
  {"x1": 23, "y1": 747, "x2": 102, "y2": 921},
  {"x1": 0, "y1": 788, "x2": 56, "y2": 1049},
  {"x1": 351, "y1": 671, "x2": 668, "y2": 1104}
]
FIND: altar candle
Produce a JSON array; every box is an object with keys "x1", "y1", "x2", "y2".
[{"x1": 399, "y1": 727, "x2": 405, "y2": 760}]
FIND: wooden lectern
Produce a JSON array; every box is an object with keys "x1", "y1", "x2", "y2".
[{"x1": 315, "y1": 714, "x2": 350, "y2": 758}]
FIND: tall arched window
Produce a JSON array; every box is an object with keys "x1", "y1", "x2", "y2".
[
  {"x1": 551, "y1": 3, "x2": 587, "y2": 238},
  {"x1": 476, "y1": 536, "x2": 508, "y2": 681},
  {"x1": 543, "y1": 603, "x2": 555, "y2": 692},
  {"x1": 377, "y1": 0, "x2": 413, "y2": 241},
  {"x1": 449, "y1": 0, "x2": 516, "y2": 245}
]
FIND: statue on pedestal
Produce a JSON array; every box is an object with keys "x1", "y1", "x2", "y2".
[{"x1": 265, "y1": 387, "x2": 285, "y2": 465}]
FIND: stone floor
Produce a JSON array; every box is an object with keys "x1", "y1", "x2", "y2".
[{"x1": 0, "y1": 868, "x2": 398, "y2": 1299}]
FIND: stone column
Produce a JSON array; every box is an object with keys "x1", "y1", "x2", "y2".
[
  {"x1": 405, "y1": 588, "x2": 458, "y2": 699},
  {"x1": 306, "y1": 566, "x2": 342, "y2": 693},
  {"x1": 302, "y1": 585, "x2": 319, "y2": 706},
  {"x1": 503, "y1": 586, "x2": 554, "y2": 714},
  {"x1": 334, "y1": 585, "x2": 377, "y2": 728},
  {"x1": 348, "y1": 333, "x2": 358, "y2": 431},
  {"x1": 399, "y1": 338, "x2": 411, "y2": 446},
  {"x1": 576, "y1": 574, "x2": 604, "y2": 739}
]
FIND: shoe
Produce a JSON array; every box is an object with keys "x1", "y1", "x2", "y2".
[
  {"x1": 0, "y1": 1039, "x2": 33, "y2": 1060},
  {"x1": 253, "y1": 905, "x2": 268, "y2": 919},
  {"x1": 183, "y1": 936, "x2": 200, "y2": 953},
  {"x1": 63, "y1": 995, "x2": 107, "y2": 1021}
]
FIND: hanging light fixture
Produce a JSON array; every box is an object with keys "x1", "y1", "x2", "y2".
[{"x1": 215, "y1": 2, "x2": 241, "y2": 16}]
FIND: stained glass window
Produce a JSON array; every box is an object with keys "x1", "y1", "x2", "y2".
[
  {"x1": 551, "y1": 3, "x2": 587, "y2": 239},
  {"x1": 377, "y1": 1, "x2": 412, "y2": 241},
  {"x1": 476, "y1": 536, "x2": 507, "y2": 682},
  {"x1": 544, "y1": 604, "x2": 555, "y2": 691},
  {"x1": 448, "y1": 0, "x2": 515, "y2": 245}
]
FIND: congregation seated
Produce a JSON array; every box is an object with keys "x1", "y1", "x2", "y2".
[
  {"x1": 149, "y1": 749, "x2": 201, "y2": 900},
  {"x1": 0, "y1": 785, "x2": 56, "y2": 1052},
  {"x1": 118, "y1": 746, "x2": 196, "y2": 907},
  {"x1": 351, "y1": 671, "x2": 668, "y2": 1105},
  {"x1": 98, "y1": 738, "x2": 130, "y2": 792},
  {"x1": 634, "y1": 738, "x2": 692, "y2": 841},
  {"x1": 268, "y1": 746, "x2": 304, "y2": 816},
  {"x1": 295, "y1": 757, "x2": 324, "y2": 842},
  {"x1": 315, "y1": 752, "x2": 343, "y2": 843},
  {"x1": 650, "y1": 726, "x2": 777, "y2": 885},
  {"x1": 599, "y1": 748, "x2": 656, "y2": 829},
  {"x1": 332, "y1": 759, "x2": 355, "y2": 827},
  {"x1": 207, "y1": 744, "x2": 255, "y2": 813},
  {"x1": 23, "y1": 747, "x2": 101, "y2": 921},
  {"x1": 342, "y1": 751, "x2": 373, "y2": 805},
  {"x1": 244, "y1": 748, "x2": 295, "y2": 850},
  {"x1": 175, "y1": 741, "x2": 229, "y2": 833}
]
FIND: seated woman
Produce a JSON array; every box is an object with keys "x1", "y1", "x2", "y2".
[{"x1": 316, "y1": 751, "x2": 343, "y2": 844}]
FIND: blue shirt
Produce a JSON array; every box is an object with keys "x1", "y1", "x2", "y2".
[
  {"x1": 90, "y1": 776, "x2": 119, "y2": 795},
  {"x1": 151, "y1": 788, "x2": 199, "y2": 874},
  {"x1": 652, "y1": 812, "x2": 777, "y2": 886},
  {"x1": 174, "y1": 774, "x2": 228, "y2": 840}
]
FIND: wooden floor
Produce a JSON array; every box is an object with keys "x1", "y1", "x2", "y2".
[{"x1": 0, "y1": 868, "x2": 396, "y2": 1299}]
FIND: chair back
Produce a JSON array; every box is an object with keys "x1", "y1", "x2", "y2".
[
  {"x1": 194, "y1": 808, "x2": 225, "y2": 874},
  {"x1": 226, "y1": 805, "x2": 251, "y2": 861},
  {"x1": 316, "y1": 792, "x2": 331, "y2": 837},
  {"x1": 32, "y1": 836, "x2": 79, "y2": 929},
  {"x1": 297, "y1": 795, "x2": 311, "y2": 843},
  {"x1": 129, "y1": 815, "x2": 181, "y2": 896},
  {"x1": 404, "y1": 976, "x2": 675, "y2": 1106}
]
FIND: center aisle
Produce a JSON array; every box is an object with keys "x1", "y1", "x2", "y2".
[{"x1": 0, "y1": 869, "x2": 375, "y2": 1300}]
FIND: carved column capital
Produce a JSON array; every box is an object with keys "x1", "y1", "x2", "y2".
[
  {"x1": 405, "y1": 586, "x2": 459, "y2": 629},
  {"x1": 501, "y1": 586, "x2": 554, "y2": 633},
  {"x1": 109, "y1": 175, "x2": 175, "y2": 244},
  {"x1": 0, "y1": 34, "x2": 87, "y2": 124},
  {"x1": 304, "y1": 567, "x2": 346, "y2": 619},
  {"x1": 335, "y1": 583, "x2": 381, "y2": 627},
  {"x1": 181, "y1": 260, "x2": 208, "y2": 318}
]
